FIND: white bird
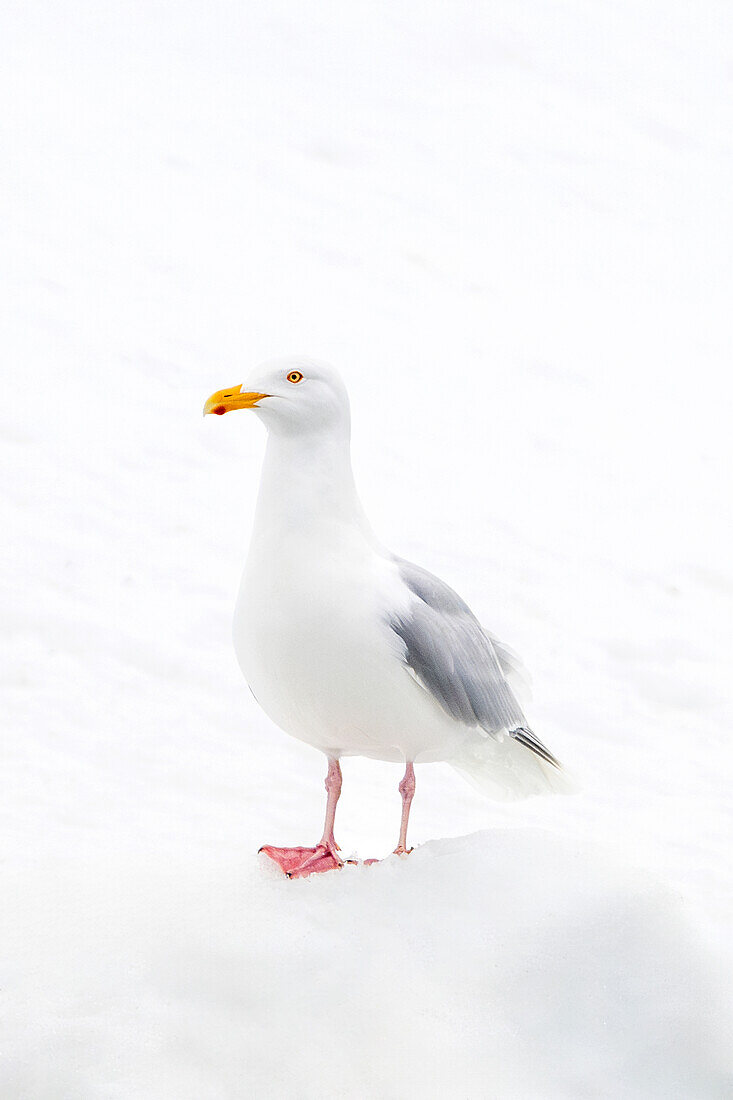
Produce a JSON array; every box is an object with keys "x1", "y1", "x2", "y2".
[{"x1": 205, "y1": 358, "x2": 569, "y2": 877}]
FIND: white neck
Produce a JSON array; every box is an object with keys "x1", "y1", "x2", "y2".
[{"x1": 250, "y1": 429, "x2": 375, "y2": 546}]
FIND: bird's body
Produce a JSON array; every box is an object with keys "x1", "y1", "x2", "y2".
[
  {"x1": 235, "y1": 443, "x2": 472, "y2": 765},
  {"x1": 205, "y1": 358, "x2": 568, "y2": 876}
]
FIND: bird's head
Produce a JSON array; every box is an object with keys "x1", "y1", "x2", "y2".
[{"x1": 203, "y1": 357, "x2": 351, "y2": 439}]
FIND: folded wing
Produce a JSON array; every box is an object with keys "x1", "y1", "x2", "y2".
[{"x1": 389, "y1": 558, "x2": 561, "y2": 769}]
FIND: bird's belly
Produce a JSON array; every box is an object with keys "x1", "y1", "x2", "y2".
[{"x1": 234, "y1": 566, "x2": 469, "y2": 763}]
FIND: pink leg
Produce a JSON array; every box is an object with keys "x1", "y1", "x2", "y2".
[
  {"x1": 260, "y1": 758, "x2": 348, "y2": 878},
  {"x1": 318, "y1": 757, "x2": 342, "y2": 854},
  {"x1": 394, "y1": 762, "x2": 416, "y2": 855}
]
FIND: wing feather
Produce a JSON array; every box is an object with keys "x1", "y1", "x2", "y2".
[{"x1": 390, "y1": 558, "x2": 561, "y2": 769}]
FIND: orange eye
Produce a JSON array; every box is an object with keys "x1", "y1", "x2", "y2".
[{"x1": 287, "y1": 370, "x2": 304, "y2": 384}]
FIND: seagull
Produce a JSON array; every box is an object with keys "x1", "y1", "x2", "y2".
[{"x1": 204, "y1": 358, "x2": 568, "y2": 878}]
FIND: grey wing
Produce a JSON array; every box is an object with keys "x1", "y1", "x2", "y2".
[{"x1": 390, "y1": 558, "x2": 561, "y2": 769}]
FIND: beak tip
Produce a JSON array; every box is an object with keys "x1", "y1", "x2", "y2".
[{"x1": 203, "y1": 386, "x2": 264, "y2": 415}]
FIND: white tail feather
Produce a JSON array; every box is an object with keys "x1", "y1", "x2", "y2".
[{"x1": 450, "y1": 734, "x2": 575, "y2": 802}]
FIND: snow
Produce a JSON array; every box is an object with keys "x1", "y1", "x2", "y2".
[
  {"x1": 2, "y1": 0, "x2": 732, "y2": 1096},
  {"x1": 2, "y1": 834, "x2": 730, "y2": 1098}
]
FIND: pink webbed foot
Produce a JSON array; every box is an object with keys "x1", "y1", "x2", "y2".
[
  {"x1": 259, "y1": 843, "x2": 353, "y2": 879},
  {"x1": 259, "y1": 845, "x2": 325, "y2": 875},
  {"x1": 286, "y1": 843, "x2": 345, "y2": 879}
]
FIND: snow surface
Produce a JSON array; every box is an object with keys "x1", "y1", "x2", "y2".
[
  {"x1": 2, "y1": 1, "x2": 733, "y2": 1096},
  {"x1": 2, "y1": 835, "x2": 730, "y2": 1098}
]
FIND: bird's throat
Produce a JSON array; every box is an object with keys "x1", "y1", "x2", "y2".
[{"x1": 252, "y1": 432, "x2": 373, "y2": 544}]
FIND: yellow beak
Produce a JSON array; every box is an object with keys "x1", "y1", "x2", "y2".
[{"x1": 203, "y1": 385, "x2": 269, "y2": 416}]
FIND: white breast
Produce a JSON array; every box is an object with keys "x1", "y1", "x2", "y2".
[{"x1": 234, "y1": 522, "x2": 471, "y2": 764}]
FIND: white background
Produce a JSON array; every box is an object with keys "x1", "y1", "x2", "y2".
[{"x1": 2, "y1": 2, "x2": 732, "y2": 1096}]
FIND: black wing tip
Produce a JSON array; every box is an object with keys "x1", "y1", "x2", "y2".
[{"x1": 510, "y1": 726, "x2": 563, "y2": 770}]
